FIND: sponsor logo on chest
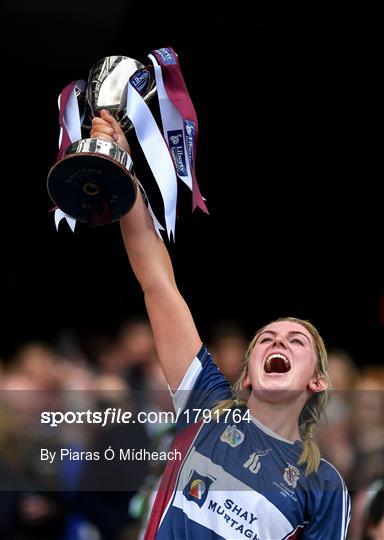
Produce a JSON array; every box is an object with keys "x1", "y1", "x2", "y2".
[
  {"x1": 183, "y1": 470, "x2": 215, "y2": 507},
  {"x1": 208, "y1": 498, "x2": 260, "y2": 540}
]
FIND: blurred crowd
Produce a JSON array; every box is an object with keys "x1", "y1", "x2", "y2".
[{"x1": 0, "y1": 319, "x2": 383, "y2": 540}]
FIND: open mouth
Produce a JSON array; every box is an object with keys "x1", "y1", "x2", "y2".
[{"x1": 264, "y1": 353, "x2": 291, "y2": 374}]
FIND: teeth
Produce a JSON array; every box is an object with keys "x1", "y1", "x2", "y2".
[
  {"x1": 264, "y1": 353, "x2": 291, "y2": 373},
  {"x1": 267, "y1": 353, "x2": 288, "y2": 362}
]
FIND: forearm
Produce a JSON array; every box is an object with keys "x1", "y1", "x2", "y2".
[{"x1": 119, "y1": 188, "x2": 176, "y2": 293}]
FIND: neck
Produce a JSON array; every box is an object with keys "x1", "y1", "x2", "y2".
[{"x1": 247, "y1": 393, "x2": 303, "y2": 442}]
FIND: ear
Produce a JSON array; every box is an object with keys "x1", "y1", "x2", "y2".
[
  {"x1": 308, "y1": 375, "x2": 328, "y2": 393},
  {"x1": 242, "y1": 372, "x2": 251, "y2": 389}
]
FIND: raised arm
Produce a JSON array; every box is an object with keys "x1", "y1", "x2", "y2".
[{"x1": 91, "y1": 110, "x2": 202, "y2": 390}]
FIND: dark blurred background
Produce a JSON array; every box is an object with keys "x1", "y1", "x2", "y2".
[{"x1": 1, "y1": 10, "x2": 381, "y2": 364}]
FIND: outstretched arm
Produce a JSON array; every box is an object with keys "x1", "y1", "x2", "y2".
[{"x1": 91, "y1": 111, "x2": 202, "y2": 390}]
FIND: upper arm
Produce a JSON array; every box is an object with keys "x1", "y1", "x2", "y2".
[{"x1": 144, "y1": 281, "x2": 202, "y2": 391}]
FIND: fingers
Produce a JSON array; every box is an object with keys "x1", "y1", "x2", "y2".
[
  {"x1": 91, "y1": 122, "x2": 114, "y2": 136},
  {"x1": 90, "y1": 110, "x2": 130, "y2": 152},
  {"x1": 90, "y1": 132, "x2": 115, "y2": 142},
  {"x1": 90, "y1": 129, "x2": 115, "y2": 142},
  {"x1": 100, "y1": 109, "x2": 124, "y2": 135},
  {"x1": 91, "y1": 118, "x2": 116, "y2": 142},
  {"x1": 91, "y1": 110, "x2": 124, "y2": 142}
]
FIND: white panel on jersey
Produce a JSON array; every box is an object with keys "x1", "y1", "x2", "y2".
[
  {"x1": 172, "y1": 449, "x2": 294, "y2": 540},
  {"x1": 169, "y1": 356, "x2": 202, "y2": 412}
]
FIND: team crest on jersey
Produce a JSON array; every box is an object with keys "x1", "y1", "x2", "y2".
[
  {"x1": 283, "y1": 463, "x2": 301, "y2": 488},
  {"x1": 220, "y1": 425, "x2": 244, "y2": 447},
  {"x1": 183, "y1": 470, "x2": 215, "y2": 507}
]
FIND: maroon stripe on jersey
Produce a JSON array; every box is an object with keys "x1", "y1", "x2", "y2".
[{"x1": 144, "y1": 421, "x2": 203, "y2": 540}]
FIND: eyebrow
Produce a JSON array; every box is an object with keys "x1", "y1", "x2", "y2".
[{"x1": 258, "y1": 330, "x2": 311, "y2": 343}]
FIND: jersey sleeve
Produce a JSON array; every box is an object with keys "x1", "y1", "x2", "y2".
[
  {"x1": 169, "y1": 345, "x2": 232, "y2": 425},
  {"x1": 302, "y1": 463, "x2": 351, "y2": 540}
]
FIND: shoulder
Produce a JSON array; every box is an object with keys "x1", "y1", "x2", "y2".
[
  {"x1": 174, "y1": 345, "x2": 226, "y2": 391},
  {"x1": 318, "y1": 458, "x2": 348, "y2": 491},
  {"x1": 171, "y1": 344, "x2": 232, "y2": 417},
  {"x1": 303, "y1": 459, "x2": 351, "y2": 538}
]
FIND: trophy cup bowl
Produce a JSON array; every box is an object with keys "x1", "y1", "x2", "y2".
[{"x1": 47, "y1": 56, "x2": 156, "y2": 226}]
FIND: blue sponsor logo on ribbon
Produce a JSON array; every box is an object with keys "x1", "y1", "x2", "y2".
[
  {"x1": 184, "y1": 120, "x2": 195, "y2": 168},
  {"x1": 168, "y1": 130, "x2": 187, "y2": 177},
  {"x1": 183, "y1": 470, "x2": 214, "y2": 507},
  {"x1": 130, "y1": 69, "x2": 150, "y2": 95},
  {"x1": 156, "y1": 48, "x2": 177, "y2": 65}
]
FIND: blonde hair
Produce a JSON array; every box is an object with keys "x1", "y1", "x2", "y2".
[{"x1": 212, "y1": 317, "x2": 331, "y2": 475}]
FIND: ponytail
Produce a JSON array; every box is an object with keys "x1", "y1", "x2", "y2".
[
  {"x1": 297, "y1": 389, "x2": 329, "y2": 475},
  {"x1": 297, "y1": 422, "x2": 321, "y2": 475}
]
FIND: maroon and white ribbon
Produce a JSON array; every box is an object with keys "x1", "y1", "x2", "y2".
[
  {"x1": 148, "y1": 53, "x2": 193, "y2": 193},
  {"x1": 149, "y1": 48, "x2": 208, "y2": 214},
  {"x1": 55, "y1": 79, "x2": 86, "y2": 232},
  {"x1": 125, "y1": 72, "x2": 178, "y2": 240}
]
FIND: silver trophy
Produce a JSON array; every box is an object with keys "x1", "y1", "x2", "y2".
[{"x1": 47, "y1": 56, "x2": 156, "y2": 226}]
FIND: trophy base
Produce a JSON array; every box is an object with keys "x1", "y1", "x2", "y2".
[{"x1": 47, "y1": 139, "x2": 137, "y2": 226}]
